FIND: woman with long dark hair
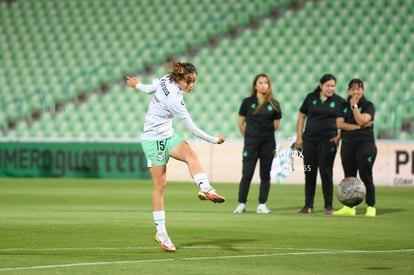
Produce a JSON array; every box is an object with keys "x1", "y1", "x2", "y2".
[{"x1": 234, "y1": 74, "x2": 282, "y2": 214}]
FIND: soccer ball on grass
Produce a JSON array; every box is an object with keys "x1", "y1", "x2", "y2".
[{"x1": 336, "y1": 177, "x2": 366, "y2": 207}]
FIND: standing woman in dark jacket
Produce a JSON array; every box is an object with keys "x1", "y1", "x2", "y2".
[
  {"x1": 234, "y1": 74, "x2": 282, "y2": 214},
  {"x1": 334, "y1": 78, "x2": 377, "y2": 217},
  {"x1": 296, "y1": 74, "x2": 346, "y2": 215}
]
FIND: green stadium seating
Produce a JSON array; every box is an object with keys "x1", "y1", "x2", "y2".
[{"x1": 1, "y1": 0, "x2": 413, "y2": 140}]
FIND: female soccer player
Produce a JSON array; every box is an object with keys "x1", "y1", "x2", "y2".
[
  {"x1": 295, "y1": 74, "x2": 346, "y2": 215},
  {"x1": 234, "y1": 74, "x2": 282, "y2": 214},
  {"x1": 334, "y1": 78, "x2": 377, "y2": 217},
  {"x1": 126, "y1": 61, "x2": 226, "y2": 252}
]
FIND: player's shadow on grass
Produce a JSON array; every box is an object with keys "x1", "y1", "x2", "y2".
[
  {"x1": 376, "y1": 208, "x2": 405, "y2": 215},
  {"x1": 179, "y1": 238, "x2": 257, "y2": 251},
  {"x1": 270, "y1": 207, "x2": 406, "y2": 216},
  {"x1": 271, "y1": 206, "x2": 302, "y2": 212}
]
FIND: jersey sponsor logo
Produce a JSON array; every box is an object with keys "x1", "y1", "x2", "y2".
[
  {"x1": 330, "y1": 102, "x2": 336, "y2": 108},
  {"x1": 160, "y1": 79, "x2": 169, "y2": 96}
]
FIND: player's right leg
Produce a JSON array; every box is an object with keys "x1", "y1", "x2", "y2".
[
  {"x1": 170, "y1": 139, "x2": 225, "y2": 203},
  {"x1": 299, "y1": 140, "x2": 318, "y2": 213}
]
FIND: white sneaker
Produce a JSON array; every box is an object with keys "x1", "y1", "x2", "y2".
[
  {"x1": 233, "y1": 203, "x2": 246, "y2": 214},
  {"x1": 256, "y1": 204, "x2": 271, "y2": 214},
  {"x1": 155, "y1": 232, "x2": 176, "y2": 252}
]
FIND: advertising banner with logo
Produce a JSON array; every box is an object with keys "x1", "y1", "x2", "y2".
[
  {"x1": 1, "y1": 140, "x2": 412, "y2": 185},
  {"x1": 0, "y1": 141, "x2": 150, "y2": 179}
]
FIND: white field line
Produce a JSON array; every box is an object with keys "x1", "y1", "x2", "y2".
[
  {"x1": 0, "y1": 246, "x2": 333, "y2": 252},
  {"x1": 0, "y1": 248, "x2": 413, "y2": 272}
]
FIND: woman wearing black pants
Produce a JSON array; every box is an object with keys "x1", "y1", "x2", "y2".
[
  {"x1": 296, "y1": 74, "x2": 346, "y2": 215},
  {"x1": 334, "y1": 78, "x2": 377, "y2": 217},
  {"x1": 234, "y1": 74, "x2": 282, "y2": 214}
]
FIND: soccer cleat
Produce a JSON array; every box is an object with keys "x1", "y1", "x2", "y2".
[
  {"x1": 333, "y1": 206, "x2": 356, "y2": 216},
  {"x1": 198, "y1": 189, "x2": 225, "y2": 203},
  {"x1": 366, "y1": 206, "x2": 376, "y2": 217},
  {"x1": 233, "y1": 203, "x2": 246, "y2": 214},
  {"x1": 325, "y1": 208, "x2": 334, "y2": 215},
  {"x1": 298, "y1": 207, "x2": 314, "y2": 214},
  {"x1": 256, "y1": 204, "x2": 271, "y2": 214},
  {"x1": 155, "y1": 232, "x2": 176, "y2": 252}
]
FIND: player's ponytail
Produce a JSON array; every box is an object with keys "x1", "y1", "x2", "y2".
[{"x1": 169, "y1": 61, "x2": 197, "y2": 83}]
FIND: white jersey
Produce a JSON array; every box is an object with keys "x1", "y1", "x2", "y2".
[{"x1": 136, "y1": 75, "x2": 219, "y2": 144}]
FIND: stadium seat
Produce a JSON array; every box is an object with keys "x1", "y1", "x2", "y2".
[{"x1": 1, "y1": 0, "x2": 413, "y2": 140}]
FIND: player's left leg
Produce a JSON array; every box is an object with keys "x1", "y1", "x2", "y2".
[
  {"x1": 356, "y1": 143, "x2": 377, "y2": 216},
  {"x1": 141, "y1": 139, "x2": 176, "y2": 252},
  {"x1": 150, "y1": 165, "x2": 167, "y2": 212},
  {"x1": 340, "y1": 143, "x2": 358, "y2": 177},
  {"x1": 149, "y1": 165, "x2": 176, "y2": 252},
  {"x1": 236, "y1": 139, "x2": 259, "y2": 212},
  {"x1": 256, "y1": 138, "x2": 275, "y2": 214},
  {"x1": 299, "y1": 139, "x2": 318, "y2": 213},
  {"x1": 318, "y1": 139, "x2": 337, "y2": 214}
]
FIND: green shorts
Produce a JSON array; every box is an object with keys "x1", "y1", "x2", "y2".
[{"x1": 141, "y1": 133, "x2": 184, "y2": 167}]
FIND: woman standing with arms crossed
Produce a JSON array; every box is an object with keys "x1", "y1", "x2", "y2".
[
  {"x1": 295, "y1": 74, "x2": 345, "y2": 215},
  {"x1": 334, "y1": 78, "x2": 377, "y2": 217},
  {"x1": 126, "y1": 61, "x2": 226, "y2": 252},
  {"x1": 234, "y1": 74, "x2": 282, "y2": 214}
]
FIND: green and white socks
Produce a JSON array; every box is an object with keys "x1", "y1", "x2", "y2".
[
  {"x1": 153, "y1": 210, "x2": 166, "y2": 234},
  {"x1": 194, "y1": 173, "x2": 215, "y2": 193}
]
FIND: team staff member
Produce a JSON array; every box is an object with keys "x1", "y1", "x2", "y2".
[
  {"x1": 296, "y1": 74, "x2": 345, "y2": 215},
  {"x1": 334, "y1": 78, "x2": 377, "y2": 217},
  {"x1": 126, "y1": 61, "x2": 226, "y2": 252},
  {"x1": 234, "y1": 74, "x2": 282, "y2": 214}
]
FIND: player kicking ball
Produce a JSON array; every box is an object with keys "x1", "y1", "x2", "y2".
[{"x1": 126, "y1": 61, "x2": 225, "y2": 252}]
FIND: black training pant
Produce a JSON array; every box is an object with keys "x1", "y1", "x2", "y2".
[
  {"x1": 302, "y1": 138, "x2": 337, "y2": 209},
  {"x1": 340, "y1": 142, "x2": 377, "y2": 206},
  {"x1": 238, "y1": 136, "x2": 275, "y2": 204}
]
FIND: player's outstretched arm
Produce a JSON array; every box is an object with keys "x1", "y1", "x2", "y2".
[
  {"x1": 126, "y1": 76, "x2": 158, "y2": 94},
  {"x1": 181, "y1": 117, "x2": 224, "y2": 144},
  {"x1": 126, "y1": 76, "x2": 140, "y2": 88}
]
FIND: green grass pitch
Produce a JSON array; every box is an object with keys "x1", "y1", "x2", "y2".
[{"x1": 0, "y1": 178, "x2": 413, "y2": 274}]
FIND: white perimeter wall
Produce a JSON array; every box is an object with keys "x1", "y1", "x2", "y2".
[{"x1": 166, "y1": 140, "x2": 414, "y2": 186}]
